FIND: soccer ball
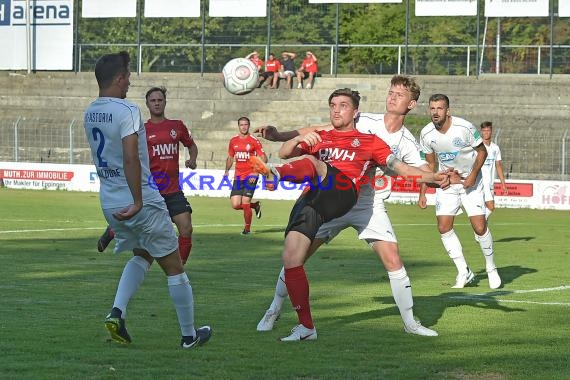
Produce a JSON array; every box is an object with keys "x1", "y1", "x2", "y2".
[{"x1": 222, "y1": 58, "x2": 259, "y2": 95}]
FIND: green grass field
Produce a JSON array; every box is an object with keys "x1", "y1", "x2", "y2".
[{"x1": 1, "y1": 188, "x2": 569, "y2": 380}]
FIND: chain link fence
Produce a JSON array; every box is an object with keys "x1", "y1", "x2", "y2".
[{"x1": 1, "y1": 118, "x2": 568, "y2": 181}]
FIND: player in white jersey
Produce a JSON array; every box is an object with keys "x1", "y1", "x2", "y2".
[
  {"x1": 480, "y1": 121, "x2": 508, "y2": 218},
  {"x1": 254, "y1": 75, "x2": 445, "y2": 337},
  {"x1": 84, "y1": 51, "x2": 211, "y2": 348},
  {"x1": 418, "y1": 94, "x2": 501, "y2": 290}
]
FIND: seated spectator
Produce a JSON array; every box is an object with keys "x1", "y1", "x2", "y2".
[
  {"x1": 272, "y1": 51, "x2": 297, "y2": 89},
  {"x1": 245, "y1": 51, "x2": 264, "y2": 73},
  {"x1": 258, "y1": 53, "x2": 281, "y2": 88},
  {"x1": 296, "y1": 51, "x2": 318, "y2": 89}
]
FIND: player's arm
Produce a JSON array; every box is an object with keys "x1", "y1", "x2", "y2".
[
  {"x1": 388, "y1": 155, "x2": 447, "y2": 186},
  {"x1": 495, "y1": 159, "x2": 508, "y2": 194},
  {"x1": 113, "y1": 133, "x2": 143, "y2": 221},
  {"x1": 463, "y1": 142, "x2": 487, "y2": 189},
  {"x1": 279, "y1": 131, "x2": 321, "y2": 159},
  {"x1": 185, "y1": 141, "x2": 198, "y2": 169},
  {"x1": 418, "y1": 152, "x2": 437, "y2": 209},
  {"x1": 224, "y1": 154, "x2": 234, "y2": 177},
  {"x1": 253, "y1": 124, "x2": 331, "y2": 142}
]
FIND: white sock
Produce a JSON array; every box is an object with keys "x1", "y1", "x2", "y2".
[
  {"x1": 388, "y1": 267, "x2": 416, "y2": 327},
  {"x1": 441, "y1": 229, "x2": 469, "y2": 274},
  {"x1": 269, "y1": 267, "x2": 288, "y2": 312},
  {"x1": 168, "y1": 273, "x2": 195, "y2": 337},
  {"x1": 475, "y1": 228, "x2": 496, "y2": 272},
  {"x1": 113, "y1": 256, "x2": 149, "y2": 317},
  {"x1": 485, "y1": 207, "x2": 492, "y2": 220}
]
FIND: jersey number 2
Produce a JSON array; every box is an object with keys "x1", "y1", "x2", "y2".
[{"x1": 92, "y1": 128, "x2": 108, "y2": 167}]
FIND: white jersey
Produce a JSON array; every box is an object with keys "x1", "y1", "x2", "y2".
[
  {"x1": 419, "y1": 116, "x2": 482, "y2": 178},
  {"x1": 356, "y1": 112, "x2": 426, "y2": 203},
  {"x1": 481, "y1": 142, "x2": 502, "y2": 190},
  {"x1": 84, "y1": 97, "x2": 163, "y2": 209}
]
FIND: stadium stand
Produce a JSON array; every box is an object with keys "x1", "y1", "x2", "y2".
[{"x1": 1, "y1": 72, "x2": 569, "y2": 179}]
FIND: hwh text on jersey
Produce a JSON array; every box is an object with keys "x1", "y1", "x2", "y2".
[
  {"x1": 318, "y1": 148, "x2": 355, "y2": 162},
  {"x1": 152, "y1": 143, "x2": 178, "y2": 157}
]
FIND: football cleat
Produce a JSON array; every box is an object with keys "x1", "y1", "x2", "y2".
[
  {"x1": 404, "y1": 321, "x2": 438, "y2": 337},
  {"x1": 97, "y1": 226, "x2": 115, "y2": 253},
  {"x1": 254, "y1": 202, "x2": 262, "y2": 219},
  {"x1": 451, "y1": 268, "x2": 475, "y2": 289},
  {"x1": 181, "y1": 326, "x2": 212, "y2": 349},
  {"x1": 105, "y1": 309, "x2": 131, "y2": 344},
  {"x1": 241, "y1": 229, "x2": 251, "y2": 235},
  {"x1": 487, "y1": 268, "x2": 502, "y2": 289},
  {"x1": 256, "y1": 309, "x2": 280, "y2": 331},
  {"x1": 280, "y1": 324, "x2": 317, "y2": 342},
  {"x1": 249, "y1": 156, "x2": 280, "y2": 191}
]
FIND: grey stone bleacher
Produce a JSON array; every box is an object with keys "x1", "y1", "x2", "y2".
[{"x1": 1, "y1": 71, "x2": 569, "y2": 178}]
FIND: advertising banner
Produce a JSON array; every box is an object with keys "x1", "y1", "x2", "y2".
[
  {"x1": 415, "y1": 0, "x2": 477, "y2": 16},
  {"x1": 2, "y1": 163, "x2": 569, "y2": 210},
  {"x1": 209, "y1": 0, "x2": 267, "y2": 17},
  {"x1": 144, "y1": 0, "x2": 200, "y2": 18},
  {"x1": 81, "y1": 0, "x2": 136, "y2": 18},
  {"x1": 560, "y1": 0, "x2": 570, "y2": 17},
  {"x1": 484, "y1": 0, "x2": 549, "y2": 17},
  {"x1": 0, "y1": 0, "x2": 73, "y2": 70}
]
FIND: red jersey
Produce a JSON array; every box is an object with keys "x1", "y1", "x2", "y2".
[
  {"x1": 145, "y1": 119, "x2": 194, "y2": 195},
  {"x1": 228, "y1": 134, "x2": 266, "y2": 178},
  {"x1": 298, "y1": 129, "x2": 393, "y2": 183},
  {"x1": 300, "y1": 57, "x2": 318, "y2": 73},
  {"x1": 265, "y1": 59, "x2": 281, "y2": 73},
  {"x1": 249, "y1": 57, "x2": 264, "y2": 72}
]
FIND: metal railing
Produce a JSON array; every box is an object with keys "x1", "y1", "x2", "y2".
[{"x1": 76, "y1": 43, "x2": 570, "y2": 77}]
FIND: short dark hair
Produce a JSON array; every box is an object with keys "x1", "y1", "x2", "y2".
[
  {"x1": 480, "y1": 121, "x2": 493, "y2": 129},
  {"x1": 238, "y1": 116, "x2": 250, "y2": 125},
  {"x1": 146, "y1": 86, "x2": 167, "y2": 101},
  {"x1": 329, "y1": 88, "x2": 361, "y2": 109},
  {"x1": 94, "y1": 51, "x2": 130, "y2": 89},
  {"x1": 428, "y1": 93, "x2": 450, "y2": 108}
]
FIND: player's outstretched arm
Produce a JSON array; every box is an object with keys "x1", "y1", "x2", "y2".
[{"x1": 253, "y1": 124, "x2": 331, "y2": 142}]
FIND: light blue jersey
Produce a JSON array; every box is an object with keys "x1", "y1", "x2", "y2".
[
  {"x1": 419, "y1": 116, "x2": 482, "y2": 178},
  {"x1": 84, "y1": 97, "x2": 162, "y2": 209}
]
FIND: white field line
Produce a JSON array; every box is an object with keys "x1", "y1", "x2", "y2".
[
  {"x1": 0, "y1": 224, "x2": 283, "y2": 234},
  {"x1": 449, "y1": 285, "x2": 570, "y2": 306}
]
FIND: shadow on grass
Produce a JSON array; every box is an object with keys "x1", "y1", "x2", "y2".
[{"x1": 495, "y1": 236, "x2": 535, "y2": 243}]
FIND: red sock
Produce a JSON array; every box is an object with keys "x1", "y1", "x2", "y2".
[
  {"x1": 178, "y1": 236, "x2": 193, "y2": 265},
  {"x1": 242, "y1": 203, "x2": 252, "y2": 231},
  {"x1": 284, "y1": 265, "x2": 314, "y2": 329},
  {"x1": 276, "y1": 157, "x2": 317, "y2": 183}
]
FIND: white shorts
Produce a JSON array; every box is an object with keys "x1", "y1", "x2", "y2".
[
  {"x1": 435, "y1": 182, "x2": 485, "y2": 217},
  {"x1": 483, "y1": 183, "x2": 494, "y2": 202},
  {"x1": 279, "y1": 70, "x2": 295, "y2": 78},
  {"x1": 103, "y1": 201, "x2": 178, "y2": 258},
  {"x1": 315, "y1": 199, "x2": 397, "y2": 243}
]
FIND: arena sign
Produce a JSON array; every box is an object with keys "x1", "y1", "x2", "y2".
[{"x1": 0, "y1": 0, "x2": 73, "y2": 70}]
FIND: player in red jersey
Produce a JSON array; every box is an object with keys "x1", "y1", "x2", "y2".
[
  {"x1": 224, "y1": 117, "x2": 267, "y2": 235},
  {"x1": 249, "y1": 88, "x2": 449, "y2": 341},
  {"x1": 97, "y1": 87, "x2": 198, "y2": 265}
]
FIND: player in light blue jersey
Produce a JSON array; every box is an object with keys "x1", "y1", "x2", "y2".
[
  {"x1": 480, "y1": 121, "x2": 508, "y2": 219},
  {"x1": 84, "y1": 51, "x2": 211, "y2": 348},
  {"x1": 418, "y1": 94, "x2": 501, "y2": 290}
]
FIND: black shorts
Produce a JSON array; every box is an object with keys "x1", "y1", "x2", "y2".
[
  {"x1": 230, "y1": 176, "x2": 259, "y2": 198},
  {"x1": 162, "y1": 191, "x2": 192, "y2": 218},
  {"x1": 285, "y1": 164, "x2": 357, "y2": 240}
]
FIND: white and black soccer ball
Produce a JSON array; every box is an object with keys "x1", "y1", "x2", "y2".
[{"x1": 222, "y1": 58, "x2": 259, "y2": 95}]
